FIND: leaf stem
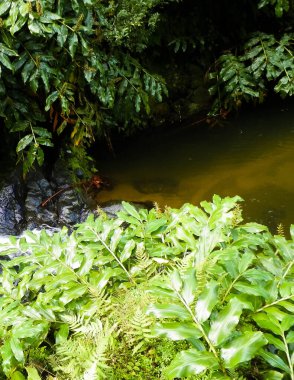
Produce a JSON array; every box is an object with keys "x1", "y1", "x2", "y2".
[
  {"x1": 256, "y1": 295, "x2": 294, "y2": 312},
  {"x1": 89, "y1": 227, "x2": 135, "y2": 284},
  {"x1": 174, "y1": 288, "x2": 226, "y2": 375},
  {"x1": 282, "y1": 331, "x2": 294, "y2": 380}
]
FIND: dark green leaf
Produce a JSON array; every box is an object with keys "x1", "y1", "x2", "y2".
[{"x1": 16, "y1": 135, "x2": 34, "y2": 153}]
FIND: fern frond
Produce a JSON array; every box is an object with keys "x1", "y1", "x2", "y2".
[
  {"x1": 111, "y1": 286, "x2": 156, "y2": 354},
  {"x1": 153, "y1": 201, "x2": 162, "y2": 215},
  {"x1": 125, "y1": 308, "x2": 154, "y2": 354},
  {"x1": 51, "y1": 317, "x2": 116, "y2": 379},
  {"x1": 232, "y1": 204, "x2": 243, "y2": 226},
  {"x1": 130, "y1": 242, "x2": 158, "y2": 279},
  {"x1": 277, "y1": 223, "x2": 285, "y2": 237}
]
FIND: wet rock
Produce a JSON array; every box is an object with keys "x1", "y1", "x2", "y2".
[
  {"x1": 0, "y1": 182, "x2": 25, "y2": 235},
  {"x1": 25, "y1": 169, "x2": 57, "y2": 230},
  {"x1": 0, "y1": 159, "x2": 95, "y2": 236},
  {"x1": 100, "y1": 200, "x2": 153, "y2": 218}
]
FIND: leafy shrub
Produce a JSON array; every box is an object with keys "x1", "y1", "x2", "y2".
[
  {"x1": 0, "y1": 196, "x2": 293, "y2": 379},
  {"x1": 209, "y1": 32, "x2": 294, "y2": 115},
  {"x1": 0, "y1": 0, "x2": 173, "y2": 174}
]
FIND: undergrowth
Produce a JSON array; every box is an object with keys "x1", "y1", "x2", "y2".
[{"x1": 0, "y1": 195, "x2": 293, "y2": 379}]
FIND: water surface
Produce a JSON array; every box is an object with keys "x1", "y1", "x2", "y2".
[{"x1": 96, "y1": 100, "x2": 294, "y2": 229}]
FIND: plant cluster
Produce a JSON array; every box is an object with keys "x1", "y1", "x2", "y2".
[
  {"x1": 0, "y1": 196, "x2": 293, "y2": 379},
  {"x1": 0, "y1": 0, "x2": 294, "y2": 173},
  {"x1": 0, "y1": 0, "x2": 175, "y2": 174},
  {"x1": 208, "y1": 32, "x2": 294, "y2": 115}
]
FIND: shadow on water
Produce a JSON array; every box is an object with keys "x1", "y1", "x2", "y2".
[{"x1": 95, "y1": 98, "x2": 294, "y2": 230}]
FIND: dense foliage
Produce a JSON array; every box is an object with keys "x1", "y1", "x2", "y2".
[
  {"x1": 0, "y1": 0, "x2": 293, "y2": 173},
  {"x1": 0, "y1": 0, "x2": 174, "y2": 174},
  {"x1": 208, "y1": 1, "x2": 294, "y2": 114},
  {"x1": 0, "y1": 196, "x2": 294, "y2": 379}
]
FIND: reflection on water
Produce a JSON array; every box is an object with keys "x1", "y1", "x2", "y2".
[{"x1": 96, "y1": 100, "x2": 294, "y2": 229}]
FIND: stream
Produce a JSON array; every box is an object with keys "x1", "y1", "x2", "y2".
[{"x1": 96, "y1": 99, "x2": 294, "y2": 230}]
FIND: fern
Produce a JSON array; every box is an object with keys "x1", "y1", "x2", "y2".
[
  {"x1": 111, "y1": 286, "x2": 156, "y2": 354},
  {"x1": 277, "y1": 223, "x2": 285, "y2": 237},
  {"x1": 125, "y1": 308, "x2": 154, "y2": 354},
  {"x1": 51, "y1": 317, "x2": 116, "y2": 380},
  {"x1": 132, "y1": 242, "x2": 158, "y2": 279}
]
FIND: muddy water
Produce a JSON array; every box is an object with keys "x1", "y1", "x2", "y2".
[{"x1": 96, "y1": 101, "x2": 294, "y2": 229}]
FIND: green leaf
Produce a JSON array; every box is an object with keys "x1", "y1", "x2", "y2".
[
  {"x1": 57, "y1": 24, "x2": 68, "y2": 47},
  {"x1": 26, "y1": 367, "x2": 41, "y2": 380},
  {"x1": 261, "y1": 370, "x2": 284, "y2": 380},
  {"x1": 45, "y1": 91, "x2": 59, "y2": 111},
  {"x1": 69, "y1": 33, "x2": 78, "y2": 58},
  {"x1": 0, "y1": 2, "x2": 11, "y2": 16},
  {"x1": 122, "y1": 201, "x2": 141, "y2": 221},
  {"x1": 259, "y1": 349, "x2": 291, "y2": 374},
  {"x1": 10, "y1": 371, "x2": 26, "y2": 380},
  {"x1": 110, "y1": 227, "x2": 123, "y2": 252},
  {"x1": 59, "y1": 284, "x2": 87, "y2": 305},
  {"x1": 233, "y1": 281, "x2": 269, "y2": 299},
  {"x1": 238, "y1": 252, "x2": 254, "y2": 273},
  {"x1": 221, "y1": 331, "x2": 267, "y2": 368},
  {"x1": 195, "y1": 280, "x2": 218, "y2": 322},
  {"x1": 33, "y1": 127, "x2": 52, "y2": 138},
  {"x1": 286, "y1": 330, "x2": 294, "y2": 344},
  {"x1": 147, "y1": 303, "x2": 191, "y2": 320},
  {"x1": 16, "y1": 134, "x2": 34, "y2": 153},
  {"x1": 253, "y1": 313, "x2": 281, "y2": 335},
  {"x1": 145, "y1": 218, "x2": 167, "y2": 234},
  {"x1": 170, "y1": 270, "x2": 183, "y2": 292},
  {"x1": 55, "y1": 324, "x2": 69, "y2": 345},
  {"x1": 208, "y1": 298, "x2": 245, "y2": 346},
  {"x1": 10, "y1": 337, "x2": 24, "y2": 363},
  {"x1": 0, "y1": 53, "x2": 13, "y2": 71},
  {"x1": 166, "y1": 349, "x2": 218, "y2": 379},
  {"x1": 264, "y1": 333, "x2": 285, "y2": 352},
  {"x1": 36, "y1": 147, "x2": 44, "y2": 166},
  {"x1": 120, "y1": 239, "x2": 136, "y2": 262},
  {"x1": 153, "y1": 321, "x2": 202, "y2": 340}
]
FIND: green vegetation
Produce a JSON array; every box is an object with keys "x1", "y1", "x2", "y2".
[
  {"x1": 0, "y1": 196, "x2": 294, "y2": 379},
  {"x1": 0, "y1": 0, "x2": 293, "y2": 173},
  {"x1": 0, "y1": 0, "x2": 173, "y2": 174}
]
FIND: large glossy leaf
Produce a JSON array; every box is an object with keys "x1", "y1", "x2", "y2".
[
  {"x1": 253, "y1": 313, "x2": 281, "y2": 335},
  {"x1": 221, "y1": 331, "x2": 267, "y2": 368},
  {"x1": 259, "y1": 349, "x2": 291, "y2": 374},
  {"x1": 165, "y1": 349, "x2": 218, "y2": 379},
  {"x1": 153, "y1": 321, "x2": 202, "y2": 340},
  {"x1": 10, "y1": 337, "x2": 24, "y2": 363},
  {"x1": 122, "y1": 201, "x2": 141, "y2": 221},
  {"x1": 147, "y1": 303, "x2": 191, "y2": 320},
  {"x1": 26, "y1": 366, "x2": 41, "y2": 380},
  {"x1": 120, "y1": 239, "x2": 136, "y2": 262},
  {"x1": 233, "y1": 281, "x2": 269, "y2": 299},
  {"x1": 195, "y1": 280, "x2": 218, "y2": 322},
  {"x1": 0, "y1": 2, "x2": 11, "y2": 16},
  {"x1": 208, "y1": 298, "x2": 245, "y2": 346},
  {"x1": 181, "y1": 268, "x2": 197, "y2": 305}
]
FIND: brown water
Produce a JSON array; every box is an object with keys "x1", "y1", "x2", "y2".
[{"x1": 96, "y1": 101, "x2": 294, "y2": 229}]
